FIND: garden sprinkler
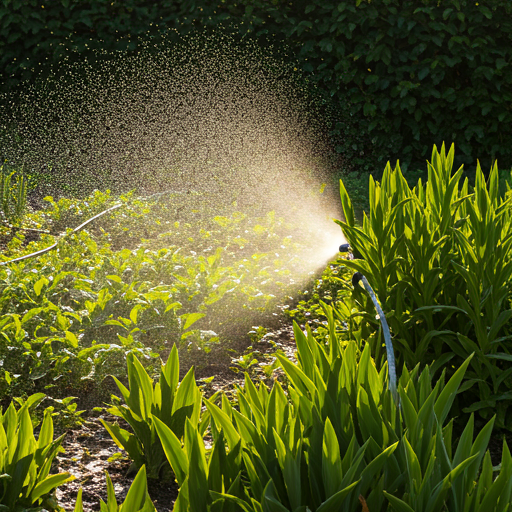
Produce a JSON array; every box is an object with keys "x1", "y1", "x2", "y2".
[
  {"x1": 339, "y1": 243, "x2": 351, "y2": 256},
  {"x1": 339, "y1": 244, "x2": 398, "y2": 404}
]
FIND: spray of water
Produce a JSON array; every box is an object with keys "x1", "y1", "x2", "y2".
[{"x1": 1, "y1": 29, "x2": 346, "y2": 298}]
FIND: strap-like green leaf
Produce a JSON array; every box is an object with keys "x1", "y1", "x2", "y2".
[
  {"x1": 172, "y1": 367, "x2": 199, "y2": 416},
  {"x1": 186, "y1": 420, "x2": 209, "y2": 512},
  {"x1": 120, "y1": 465, "x2": 150, "y2": 512},
  {"x1": 205, "y1": 400, "x2": 241, "y2": 451},
  {"x1": 153, "y1": 416, "x2": 188, "y2": 487},
  {"x1": 99, "y1": 419, "x2": 145, "y2": 469},
  {"x1": 476, "y1": 442, "x2": 512, "y2": 512},
  {"x1": 74, "y1": 488, "x2": 84, "y2": 512},
  {"x1": 316, "y1": 480, "x2": 360, "y2": 512},
  {"x1": 210, "y1": 490, "x2": 255, "y2": 512},
  {"x1": 339, "y1": 179, "x2": 355, "y2": 228},
  {"x1": 434, "y1": 354, "x2": 473, "y2": 425},
  {"x1": 276, "y1": 353, "x2": 317, "y2": 398},
  {"x1": 29, "y1": 472, "x2": 74, "y2": 502},
  {"x1": 130, "y1": 355, "x2": 154, "y2": 420},
  {"x1": 322, "y1": 418, "x2": 342, "y2": 497},
  {"x1": 383, "y1": 491, "x2": 415, "y2": 512},
  {"x1": 103, "y1": 470, "x2": 117, "y2": 512},
  {"x1": 293, "y1": 321, "x2": 315, "y2": 380}
]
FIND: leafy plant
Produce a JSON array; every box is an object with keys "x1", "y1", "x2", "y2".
[
  {"x1": 243, "y1": 0, "x2": 512, "y2": 171},
  {"x1": 101, "y1": 346, "x2": 203, "y2": 480},
  {"x1": 0, "y1": 185, "x2": 316, "y2": 403},
  {"x1": 154, "y1": 417, "x2": 249, "y2": 512},
  {"x1": 0, "y1": 393, "x2": 74, "y2": 511},
  {"x1": 147, "y1": 301, "x2": 512, "y2": 511},
  {"x1": 336, "y1": 143, "x2": 512, "y2": 426},
  {"x1": 282, "y1": 306, "x2": 510, "y2": 512},
  {"x1": 0, "y1": 165, "x2": 27, "y2": 228},
  {"x1": 5, "y1": 0, "x2": 512, "y2": 172},
  {"x1": 74, "y1": 465, "x2": 155, "y2": 512}
]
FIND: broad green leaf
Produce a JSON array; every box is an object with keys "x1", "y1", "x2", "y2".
[
  {"x1": 181, "y1": 312, "x2": 206, "y2": 331},
  {"x1": 434, "y1": 354, "x2": 473, "y2": 425},
  {"x1": 64, "y1": 330, "x2": 79, "y2": 348},
  {"x1": 153, "y1": 416, "x2": 188, "y2": 487},
  {"x1": 205, "y1": 400, "x2": 241, "y2": 451},
  {"x1": 33, "y1": 277, "x2": 49, "y2": 297}
]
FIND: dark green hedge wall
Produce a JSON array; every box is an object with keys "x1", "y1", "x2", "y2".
[
  {"x1": 273, "y1": 0, "x2": 512, "y2": 171},
  {"x1": 0, "y1": 0, "x2": 211, "y2": 90},
  {"x1": 2, "y1": 0, "x2": 512, "y2": 171}
]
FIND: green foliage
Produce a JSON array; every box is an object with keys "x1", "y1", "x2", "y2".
[
  {"x1": 74, "y1": 465, "x2": 155, "y2": 512},
  {"x1": 0, "y1": 393, "x2": 74, "y2": 511},
  {"x1": 0, "y1": 188, "x2": 307, "y2": 403},
  {"x1": 154, "y1": 417, "x2": 248, "y2": 512},
  {"x1": 0, "y1": 1, "x2": 211, "y2": 92},
  {"x1": 149, "y1": 303, "x2": 512, "y2": 511},
  {"x1": 241, "y1": 0, "x2": 512, "y2": 170},
  {"x1": 336, "y1": 143, "x2": 512, "y2": 426},
  {"x1": 101, "y1": 347, "x2": 203, "y2": 480},
  {"x1": 278, "y1": 309, "x2": 505, "y2": 512},
  {"x1": 0, "y1": 165, "x2": 27, "y2": 228}
]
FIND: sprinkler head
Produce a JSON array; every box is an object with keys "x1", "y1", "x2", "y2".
[
  {"x1": 339, "y1": 243, "x2": 362, "y2": 260},
  {"x1": 352, "y1": 272, "x2": 363, "y2": 287}
]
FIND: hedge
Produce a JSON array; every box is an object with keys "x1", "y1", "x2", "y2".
[{"x1": 1, "y1": 0, "x2": 511, "y2": 172}]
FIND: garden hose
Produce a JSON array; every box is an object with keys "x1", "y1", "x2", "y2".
[
  {"x1": 340, "y1": 244, "x2": 398, "y2": 403},
  {"x1": 0, "y1": 203, "x2": 123, "y2": 266}
]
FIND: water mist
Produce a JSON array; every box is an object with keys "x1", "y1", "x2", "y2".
[{"x1": 1, "y1": 29, "x2": 346, "y2": 319}]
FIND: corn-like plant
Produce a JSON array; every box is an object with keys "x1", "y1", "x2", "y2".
[
  {"x1": 154, "y1": 416, "x2": 250, "y2": 512},
  {"x1": 0, "y1": 393, "x2": 74, "y2": 510},
  {"x1": 337, "y1": 143, "x2": 512, "y2": 426},
  {"x1": 101, "y1": 346, "x2": 203, "y2": 480},
  {"x1": 149, "y1": 305, "x2": 512, "y2": 511},
  {"x1": 74, "y1": 465, "x2": 155, "y2": 512},
  {"x1": 0, "y1": 167, "x2": 27, "y2": 227},
  {"x1": 272, "y1": 306, "x2": 512, "y2": 512},
  {"x1": 109, "y1": 303, "x2": 512, "y2": 511}
]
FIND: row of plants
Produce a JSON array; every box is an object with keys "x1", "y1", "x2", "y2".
[
  {"x1": 0, "y1": 175, "x2": 322, "y2": 406},
  {"x1": 3, "y1": 303, "x2": 511, "y2": 511},
  {"x1": 288, "y1": 143, "x2": 512, "y2": 429},
  {"x1": 2, "y1": 143, "x2": 512, "y2": 510}
]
